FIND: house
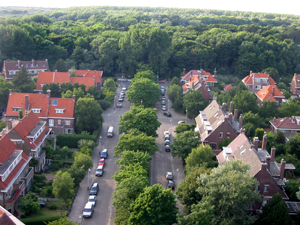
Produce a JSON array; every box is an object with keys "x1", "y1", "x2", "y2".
[
  {"x1": 1, "y1": 111, "x2": 50, "y2": 173},
  {"x1": 217, "y1": 132, "x2": 294, "y2": 211},
  {"x1": 289, "y1": 73, "x2": 300, "y2": 98},
  {"x1": 224, "y1": 84, "x2": 234, "y2": 92},
  {"x1": 5, "y1": 90, "x2": 75, "y2": 136},
  {"x1": 2, "y1": 60, "x2": 49, "y2": 81},
  {"x1": 0, "y1": 135, "x2": 33, "y2": 215},
  {"x1": 182, "y1": 75, "x2": 213, "y2": 102},
  {"x1": 256, "y1": 85, "x2": 285, "y2": 107},
  {"x1": 242, "y1": 71, "x2": 276, "y2": 93},
  {"x1": 194, "y1": 100, "x2": 242, "y2": 153},
  {"x1": 0, "y1": 205, "x2": 25, "y2": 224},
  {"x1": 35, "y1": 69, "x2": 103, "y2": 93},
  {"x1": 181, "y1": 69, "x2": 217, "y2": 87},
  {"x1": 269, "y1": 116, "x2": 300, "y2": 142}
]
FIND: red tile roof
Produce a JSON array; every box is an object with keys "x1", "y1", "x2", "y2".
[
  {"x1": 242, "y1": 72, "x2": 276, "y2": 85},
  {"x1": 48, "y1": 98, "x2": 75, "y2": 118},
  {"x1": 224, "y1": 84, "x2": 233, "y2": 91},
  {"x1": 269, "y1": 116, "x2": 300, "y2": 130},
  {"x1": 256, "y1": 85, "x2": 285, "y2": 102},
  {"x1": 35, "y1": 72, "x2": 70, "y2": 91},
  {"x1": 182, "y1": 69, "x2": 217, "y2": 83},
  {"x1": 0, "y1": 136, "x2": 20, "y2": 164},
  {"x1": 75, "y1": 70, "x2": 103, "y2": 83},
  {"x1": 6, "y1": 93, "x2": 49, "y2": 117},
  {"x1": 71, "y1": 77, "x2": 94, "y2": 91}
]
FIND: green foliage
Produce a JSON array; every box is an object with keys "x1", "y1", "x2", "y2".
[
  {"x1": 113, "y1": 163, "x2": 148, "y2": 184},
  {"x1": 167, "y1": 84, "x2": 183, "y2": 103},
  {"x1": 19, "y1": 192, "x2": 40, "y2": 216},
  {"x1": 56, "y1": 131, "x2": 97, "y2": 148},
  {"x1": 184, "y1": 145, "x2": 217, "y2": 175},
  {"x1": 175, "y1": 123, "x2": 195, "y2": 133},
  {"x1": 46, "y1": 217, "x2": 79, "y2": 225},
  {"x1": 78, "y1": 139, "x2": 96, "y2": 149},
  {"x1": 286, "y1": 134, "x2": 300, "y2": 159},
  {"x1": 0, "y1": 121, "x2": 7, "y2": 131},
  {"x1": 52, "y1": 171, "x2": 74, "y2": 202},
  {"x1": 67, "y1": 164, "x2": 86, "y2": 188},
  {"x1": 255, "y1": 128, "x2": 265, "y2": 141},
  {"x1": 256, "y1": 193, "x2": 293, "y2": 225},
  {"x1": 128, "y1": 184, "x2": 178, "y2": 225},
  {"x1": 73, "y1": 152, "x2": 93, "y2": 170},
  {"x1": 119, "y1": 106, "x2": 161, "y2": 137},
  {"x1": 279, "y1": 99, "x2": 300, "y2": 118},
  {"x1": 21, "y1": 216, "x2": 64, "y2": 225},
  {"x1": 169, "y1": 76, "x2": 181, "y2": 86},
  {"x1": 79, "y1": 146, "x2": 93, "y2": 155},
  {"x1": 134, "y1": 70, "x2": 157, "y2": 82},
  {"x1": 42, "y1": 83, "x2": 61, "y2": 97},
  {"x1": 0, "y1": 77, "x2": 13, "y2": 108},
  {"x1": 233, "y1": 90, "x2": 258, "y2": 115},
  {"x1": 116, "y1": 150, "x2": 151, "y2": 172},
  {"x1": 43, "y1": 145, "x2": 54, "y2": 159},
  {"x1": 183, "y1": 90, "x2": 208, "y2": 119},
  {"x1": 218, "y1": 138, "x2": 233, "y2": 149},
  {"x1": 171, "y1": 130, "x2": 200, "y2": 161},
  {"x1": 12, "y1": 67, "x2": 34, "y2": 93}
]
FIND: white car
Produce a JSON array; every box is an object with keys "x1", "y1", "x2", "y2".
[
  {"x1": 162, "y1": 105, "x2": 167, "y2": 111},
  {"x1": 164, "y1": 131, "x2": 170, "y2": 136},
  {"x1": 88, "y1": 195, "x2": 96, "y2": 207}
]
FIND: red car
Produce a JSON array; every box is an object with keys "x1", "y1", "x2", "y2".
[
  {"x1": 98, "y1": 158, "x2": 105, "y2": 166},
  {"x1": 158, "y1": 80, "x2": 166, "y2": 83}
]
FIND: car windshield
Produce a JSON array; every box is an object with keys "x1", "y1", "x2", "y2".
[
  {"x1": 84, "y1": 208, "x2": 92, "y2": 212},
  {"x1": 97, "y1": 168, "x2": 102, "y2": 172},
  {"x1": 88, "y1": 199, "x2": 95, "y2": 202}
]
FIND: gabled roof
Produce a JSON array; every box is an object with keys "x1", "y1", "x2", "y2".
[
  {"x1": 242, "y1": 72, "x2": 276, "y2": 86},
  {"x1": 35, "y1": 71, "x2": 70, "y2": 91},
  {"x1": 71, "y1": 77, "x2": 94, "y2": 91},
  {"x1": 224, "y1": 84, "x2": 233, "y2": 92},
  {"x1": 182, "y1": 69, "x2": 217, "y2": 83},
  {"x1": 0, "y1": 205, "x2": 25, "y2": 225},
  {"x1": 0, "y1": 135, "x2": 20, "y2": 164},
  {"x1": 75, "y1": 70, "x2": 103, "y2": 83},
  {"x1": 3, "y1": 60, "x2": 49, "y2": 72},
  {"x1": 256, "y1": 85, "x2": 285, "y2": 101},
  {"x1": 11, "y1": 111, "x2": 50, "y2": 149},
  {"x1": 269, "y1": 116, "x2": 300, "y2": 130},
  {"x1": 48, "y1": 98, "x2": 75, "y2": 118},
  {"x1": 6, "y1": 93, "x2": 49, "y2": 117}
]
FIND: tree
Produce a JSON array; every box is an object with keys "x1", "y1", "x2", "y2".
[
  {"x1": 176, "y1": 168, "x2": 211, "y2": 213},
  {"x1": 113, "y1": 163, "x2": 148, "y2": 184},
  {"x1": 258, "y1": 100, "x2": 278, "y2": 120},
  {"x1": 171, "y1": 130, "x2": 200, "y2": 161},
  {"x1": 218, "y1": 138, "x2": 232, "y2": 149},
  {"x1": 0, "y1": 77, "x2": 13, "y2": 108},
  {"x1": 233, "y1": 90, "x2": 258, "y2": 115},
  {"x1": 114, "y1": 133, "x2": 158, "y2": 157},
  {"x1": 183, "y1": 90, "x2": 208, "y2": 119},
  {"x1": 181, "y1": 160, "x2": 260, "y2": 225},
  {"x1": 12, "y1": 66, "x2": 34, "y2": 93},
  {"x1": 127, "y1": 78, "x2": 160, "y2": 107},
  {"x1": 119, "y1": 106, "x2": 161, "y2": 137},
  {"x1": 67, "y1": 164, "x2": 86, "y2": 188},
  {"x1": 184, "y1": 145, "x2": 217, "y2": 175},
  {"x1": 75, "y1": 97, "x2": 103, "y2": 134},
  {"x1": 19, "y1": 192, "x2": 40, "y2": 216},
  {"x1": 42, "y1": 83, "x2": 61, "y2": 97},
  {"x1": 279, "y1": 99, "x2": 300, "y2": 118},
  {"x1": 52, "y1": 171, "x2": 74, "y2": 202},
  {"x1": 286, "y1": 134, "x2": 300, "y2": 158},
  {"x1": 169, "y1": 76, "x2": 181, "y2": 86},
  {"x1": 167, "y1": 84, "x2": 182, "y2": 103},
  {"x1": 103, "y1": 77, "x2": 117, "y2": 92},
  {"x1": 116, "y1": 150, "x2": 151, "y2": 172},
  {"x1": 73, "y1": 152, "x2": 93, "y2": 171},
  {"x1": 55, "y1": 58, "x2": 68, "y2": 72},
  {"x1": 256, "y1": 193, "x2": 293, "y2": 225},
  {"x1": 46, "y1": 217, "x2": 79, "y2": 225},
  {"x1": 128, "y1": 184, "x2": 178, "y2": 225},
  {"x1": 134, "y1": 70, "x2": 157, "y2": 82},
  {"x1": 255, "y1": 128, "x2": 265, "y2": 141}
]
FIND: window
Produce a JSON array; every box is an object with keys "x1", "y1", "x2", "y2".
[
  {"x1": 41, "y1": 84, "x2": 44, "y2": 87},
  {"x1": 65, "y1": 120, "x2": 70, "y2": 125},
  {"x1": 227, "y1": 132, "x2": 230, "y2": 138},
  {"x1": 255, "y1": 78, "x2": 260, "y2": 83},
  {"x1": 210, "y1": 143, "x2": 217, "y2": 150},
  {"x1": 262, "y1": 200, "x2": 268, "y2": 206},
  {"x1": 13, "y1": 107, "x2": 22, "y2": 112},
  {"x1": 264, "y1": 185, "x2": 269, "y2": 192},
  {"x1": 58, "y1": 120, "x2": 61, "y2": 125},
  {"x1": 219, "y1": 132, "x2": 223, "y2": 138},
  {"x1": 55, "y1": 109, "x2": 64, "y2": 114},
  {"x1": 255, "y1": 85, "x2": 261, "y2": 90},
  {"x1": 49, "y1": 119, "x2": 54, "y2": 127},
  {"x1": 9, "y1": 71, "x2": 15, "y2": 75},
  {"x1": 32, "y1": 108, "x2": 41, "y2": 113},
  {"x1": 52, "y1": 100, "x2": 58, "y2": 106},
  {"x1": 25, "y1": 64, "x2": 28, "y2": 67},
  {"x1": 43, "y1": 64, "x2": 45, "y2": 67}
]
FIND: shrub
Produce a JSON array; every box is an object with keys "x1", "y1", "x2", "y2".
[
  {"x1": 98, "y1": 99, "x2": 111, "y2": 110},
  {"x1": 21, "y1": 216, "x2": 63, "y2": 225},
  {"x1": 56, "y1": 133, "x2": 96, "y2": 148}
]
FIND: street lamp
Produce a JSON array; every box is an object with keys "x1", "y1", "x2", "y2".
[
  {"x1": 168, "y1": 100, "x2": 169, "y2": 111},
  {"x1": 186, "y1": 110, "x2": 188, "y2": 123},
  {"x1": 87, "y1": 168, "x2": 91, "y2": 190}
]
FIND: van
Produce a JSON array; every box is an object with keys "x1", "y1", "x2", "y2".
[
  {"x1": 100, "y1": 149, "x2": 108, "y2": 159},
  {"x1": 83, "y1": 202, "x2": 94, "y2": 218},
  {"x1": 89, "y1": 183, "x2": 99, "y2": 195},
  {"x1": 95, "y1": 165, "x2": 104, "y2": 177},
  {"x1": 107, "y1": 126, "x2": 114, "y2": 137}
]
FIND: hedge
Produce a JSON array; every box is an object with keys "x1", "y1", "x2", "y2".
[
  {"x1": 21, "y1": 216, "x2": 63, "y2": 225},
  {"x1": 56, "y1": 133, "x2": 97, "y2": 148}
]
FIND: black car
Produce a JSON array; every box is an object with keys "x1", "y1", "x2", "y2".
[
  {"x1": 163, "y1": 112, "x2": 171, "y2": 117},
  {"x1": 165, "y1": 145, "x2": 171, "y2": 152},
  {"x1": 168, "y1": 180, "x2": 175, "y2": 190}
]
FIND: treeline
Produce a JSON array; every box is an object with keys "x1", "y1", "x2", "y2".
[{"x1": 1, "y1": 6, "x2": 300, "y2": 82}]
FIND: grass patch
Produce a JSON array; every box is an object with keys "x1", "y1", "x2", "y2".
[{"x1": 27, "y1": 208, "x2": 67, "y2": 218}]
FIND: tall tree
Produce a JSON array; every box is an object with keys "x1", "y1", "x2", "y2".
[
  {"x1": 183, "y1": 90, "x2": 208, "y2": 119},
  {"x1": 233, "y1": 90, "x2": 258, "y2": 115},
  {"x1": 0, "y1": 77, "x2": 13, "y2": 108},
  {"x1": 119, "y1": 106, "x2": 161, "y2": 137},
  {"x1": 128, "y1": 184, "x2": 178, "y2": 225},
  {"x1": 279, "y1": 99, "x2": 300, "y2": 118},
  {"x1": 19, "y1": 192, "x2": 40, "y2": 216},
  {"x1": 134, "y1": 70, "x2": 157, "y2": 82},
  {"x1": 256, "y1": 193, "x2": 293, "y2": 225},
  {"x1": 12, "y1": 66, "x2": 34, "y2": 93},
  {"x1": 116, "y1": 150, "x2": 151, "y2": 172},
  {"x1": 42, "y1": 83, "x2": 61, "y2": 97},
  {"x1": 52, "y1": 171, "x2": 74, "y2": 202}
]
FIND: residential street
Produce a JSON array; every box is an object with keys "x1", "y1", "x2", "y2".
[{"x1": 69, "y1": 81, "x2": 193, "y2": 224}]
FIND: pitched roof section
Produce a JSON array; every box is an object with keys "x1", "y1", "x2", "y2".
[
  {"x1": 0, "y1": 135, "x2": 20, "y2": 164},
  {"x1": 48, "y1": 98, "x2": 75, "y2": 118},
  {"x1": 35, "y1": 71, "x2": 70, "y2": 91},
  {"x1": 6, "y1": 93, "x2": 49, "y2": 117},
  {"x1": 270, "y1": 116, "x2": 300, "y2": 130},
  {"x1": 71, "y1": 77, "x2": 94, "y2": 91},
  {"x1": 256, "y1": 85, "x2": 285, "y2": 101},
  {"x1": 242, "y1": 72, "x2": 276, "y2": 85},
  {"x1": 182, "y1": 69, "x2": 217, "y2": 83},
  {"x1": 75, "y1": 70, "x2": 103, "y2": 83},
  {"x1": 224, "y1": 84, "x2": 233, "y2": 91},
  {"x1": 3, "y1": 60, "x2": 49, "y2": 72}
]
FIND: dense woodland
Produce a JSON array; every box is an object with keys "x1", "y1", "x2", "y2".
[{"x1": 1, "y1": 6, "x2": 300, "y2": 84}]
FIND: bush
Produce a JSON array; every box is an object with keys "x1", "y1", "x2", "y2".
[
  {"x1": 21, "y1": 216, "x2": 63, "y2": 225},
  {"x1": 98, "y1": 99, "x2": 111, "y2": 110},
  {"x1": 56, "y1": 133, "x2": 97, "y2": 148}
]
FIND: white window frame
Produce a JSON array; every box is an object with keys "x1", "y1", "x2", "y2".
[
  {"x1": 49, "y1": 119, "x2": 54, "y2": 127},
  {"x1": 264, "y1": 185, "x2": 269, "y2": 192},
  {"x1": 65, "y1": 120, "x2": 70, "y2": 125},
  {"x1": 219, "y1": 132, "x2": 223, "y2": 138},
  {"x1": 58, "y1": 120, "x2": 61, "y2": 125}
]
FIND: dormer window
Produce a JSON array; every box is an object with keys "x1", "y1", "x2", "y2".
[
  {"x1": 55, "y1": 108, "x2": 65, "y2": 114},
  {"x1": 13, "y1": 107, "x2": 22, "y2": 112},
  {"x1": 32, "y1": 108, "x2": 41, "y2": 113}
]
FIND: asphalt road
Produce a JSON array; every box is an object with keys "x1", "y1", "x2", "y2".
[{"x1": 69, "y1": 81, "x2": 193, "y2": 224}]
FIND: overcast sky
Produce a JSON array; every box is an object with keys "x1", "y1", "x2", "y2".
[{"x1": 0, "y1": 0, "x2": 299, "y2": 16}]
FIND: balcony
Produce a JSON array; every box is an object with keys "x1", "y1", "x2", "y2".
[{"x1": 22, "y1": 167, "x2": 34, "y2": 185}]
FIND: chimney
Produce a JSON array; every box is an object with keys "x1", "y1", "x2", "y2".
[
  {"x1": 73, "y1": 95, "x2": 76, "y2": 101},
  {"x1": 25, "y1": 95, "x2": 29, "y2": 113},
  {"x1": 270, "y1": 147, "x2": 276, "y2": 162},
  {"x1": 47, "y1": 89, "x2": 51, "y2": 98},
  {"x1": 250, "y1": 70, "x2": 252, "y2": 74},
  {"x1": 239, "y1": 114, "x2": 243, "y2": 130},
  {"x1": 229, "y1": 112, "x2": 233, "y2": 123},
  {"x1": 18, "y1": 60, "x2": 21, "y2": 67},
  {"x1": 222, "y1": 102, "x2": 227, "y2": 112},
  {"x1": 265, "y1": 155, "x2": 271, "y2": 170},
  {"x1": 55, "y1": 70, "x2": 57, "y2": 72},
  {"x1": 229, "y1": 101, "x2": 233, "y2": 113},
  {"x1": 262, "y1": 135, "x2": 268, "y2": 150},
  {"x1": 214, "y1": 68, "x2": 217, "y2": 77},
  {"x1": 200, "y1": 69, "x2": 203, "y2": 74},
  {"x1": 45, "y1": 59, "x2": 48, "y2": 63},
  {"x1": 7, "y1": 119, "x2": 13, "y2": 130},
  {"x1": 272, "y1": 87, "x2": 275, "y2": 95},
  {"x1": 183, "y1": 68, "x2": 186, "y2": 76},
  {"x1": 234, "y1": 109, "x2": 238, "y2": 121},
  {"x1": 240, "y1": 128, "x2": 245, "y2": 134},
  {"x1": 280, "y1": 159, "x2": 286, "y2": 179},
  {"x1": 9, "y1": 89, "x2": 12, "y2": 95},
  {"x1": 261, "y1": 162, "x2": 268, "y2": 173},
  {"x1": 253, "y1": 137, "x2": 259, "y2": 150},
  {"x1": 69, "y1": 69, "x2": 72, "y2": 76},
  {"x1": 31, "y1": 59, "x2": 35, "y2": 66}
]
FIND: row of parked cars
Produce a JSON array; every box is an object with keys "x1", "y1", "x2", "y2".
[{"x1": 83, "y1": 149, "x2": 109, "y2": 218}]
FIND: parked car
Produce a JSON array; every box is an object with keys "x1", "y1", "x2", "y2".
[
  {"x1": 100, "y1": 149, "x2": 108, "y2": 158},
  {"x1": 178, "y1": 120, "x2": 185, "y2": 125},
  {"x1": 165, "y1": 145, "x2": 171, "y2": 152},
  {"x1": 167, "y1": 180, "x2": 175, "y2": 190},
  {"x1": 164, "y1": 131, "x2": 170, "y2": 136},
  {"x1": 83, "y1": 202, "x2": 94, "y2": 218},
  {"x1": 165, "y1": 139, "x2": 170, "y2": 145},
  {"x1": 161, "y1": 96, "x2": 166, "y2": 101},
  {"x1": 95, "y1": 165, "x2": 104, "y2": 177},
  {"x1": 158, "y1": 80, "x2": 166, "y2": 83},
  {"x1": 122, "y1": 85, "x2": 127, "y2": 90},
  {"x1": 88, "y1": 195, "x2": 96, "y2": 207},
  {"x1": 89, "y1": 183, "x2": 99, "y2": 195},
  {"x1": 161, "y1": 86, "x2": 165, "y2": 90},
  {"x1": 164, "y1": 135, "x2": 170, "y2": 140},
  {"x1": 161, "y1": 100, "x2": 166, "y2": 105},
  {"x1": 118, "y1": 97, "x2": 124, "y2": 102},
  {"x1": 166, "y1": 172, "x2": 173, "y2": 180},
  {"x1": 162, "y1": 105, "x2": 167, "y2": 111},
  {"x1": 116, "y1": 103, "x2": 122, "y2": 108},
  {"x1": 163, "y1": 112, "x2": 171, "y2": 117},
  {"x1": 98, "y1": 158, "x2": 105, "y2": 166}
]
